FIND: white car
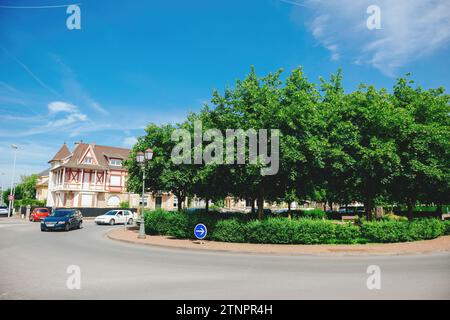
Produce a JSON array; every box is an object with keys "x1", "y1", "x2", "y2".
[
  {"x1": 0, "y1": 206, "x2": 8, "y2": 216},
  {"x1": 95, "y1": 210, "x2": 135, "y2": 225}
]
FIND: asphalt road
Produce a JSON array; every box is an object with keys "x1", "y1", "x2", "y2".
[{"x1": 0, "y1": 218, "x2": 449, "y2": 299}]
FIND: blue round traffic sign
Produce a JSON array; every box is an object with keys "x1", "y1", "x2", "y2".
[{"x1": 194, "y1": 223, "x2": 207, "y2": 240}]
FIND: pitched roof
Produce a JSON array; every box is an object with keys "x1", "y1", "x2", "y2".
[
  {"x1": 59, "y1": 143, "x2": 130, "y2": 170},
  {"x1": 37, "y1": 168, "x2": 50, "y2": 177},
  {"x1": 49, "y1": 143, "x2": 71, "y2": 162}
]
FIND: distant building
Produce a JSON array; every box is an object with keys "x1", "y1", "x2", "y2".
[
  {"x1": 46, "y1": 142, "x2": 178, "y2": 210},
  {"x1": 36, "y1": 168, "x2": 49, "y2": 202}
]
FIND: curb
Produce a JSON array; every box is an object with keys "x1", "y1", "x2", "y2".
[{"x1": 105, "y1": 229, "x2": 450, "y2": 256}]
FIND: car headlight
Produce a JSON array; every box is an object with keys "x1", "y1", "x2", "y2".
[{"x1": 57, "y1": 221, "x2": 66, "y2": 224}]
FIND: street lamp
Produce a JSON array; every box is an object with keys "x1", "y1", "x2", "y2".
[
  {"x1": 136, "y1": 148, "x2": 153, "y2": 239},
  {"x1": 8, "y1": 145, "x2": 18, "y2": 218},
  {"x1": 0, "y1": 172, "x2": 5, "y2": 206}
]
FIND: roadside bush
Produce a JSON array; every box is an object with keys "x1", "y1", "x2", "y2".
[
  {"x1": 382, "y1": 213, "x2": 408, "y2": 222},
  {"x1": 144, "y1": 210, "x2": 446, "y2": 244},
  {"x1": 119, "y1": 201, "x2": 130, "y2": 209},
  {"x1": 444, "y1": 220, "x2": 450, "y2": 235},
  {"x1": 290, "y1": 219, "x2": 336, "y2": 244},
  {"x1": 294, "y1": 209, "x2": 326, "y2": 219},
  {"x1": 211, "y1": 219, "x2": 247, "y2": 243},
  {"x1": 15, "y1": 198, "x2": 46, "y2": 208},
  {"x1": 333, "y1": 223, "x2": 363, "y2": 244},
  {"x1": 245, "y1": 218, "x2": 361, "y2": 244},
  {"x1": 246, "y1": 218, "x2": 293, "y2": 244},
  {"x1": 408, "y1": 219, "x2": 445, "y2": 240},
  {"x1": 361, "y1": 219, "x2": 444, "y2": 243},
  {"x1": 144, "y1": 209, "x2": 176, "y2": 235}
]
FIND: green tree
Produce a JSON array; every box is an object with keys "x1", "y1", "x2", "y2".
[
  {"x1": 208, "y1": 67, "x2": 284, "y2": 218},
  {"x1": 341, "y1": 85, "x2": 403, "y2": 219},
  {"x1": 126, "y1": 123, "x2": 195, "y2": 211},
  {"x1": 391, "y1": 76, "x2": 450, "y2": 216}
]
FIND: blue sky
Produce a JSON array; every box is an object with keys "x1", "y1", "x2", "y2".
[{"x1": 1, "y1": 0, "x2": 450, "y2": 188}]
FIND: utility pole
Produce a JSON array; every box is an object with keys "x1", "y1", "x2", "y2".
[
  {"x1": 0, "y1": 172, "x2": 5, "y2": 206},
  {"x1": 8, "y1": 145, "x2": 18, "y2": 217}
]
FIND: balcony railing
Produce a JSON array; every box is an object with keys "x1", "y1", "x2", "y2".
[{"x1": 51, "y1": 183, "x2": 107, "y2": 192}]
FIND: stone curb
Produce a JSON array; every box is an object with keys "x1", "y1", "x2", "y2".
[{"x1": 106, "y1": 228, "x2": 450, "y2": 256}]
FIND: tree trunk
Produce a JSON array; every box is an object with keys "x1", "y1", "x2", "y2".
[
  {"x1": 287, "y1": 202, "x2": 292, "y2": 220},
  {"x1": 251, "y1": 199, "x2": 255, "y2": 216},
  {"x1": 257, "y1": 196, "x2": 264, "y2": 220},
  {"x1": 406, "y1": 199, "x2": 414, "y2": 220},
  {"x1": 364, "y1": 199, "x2": 373, "y2": 221},
  {"x1": 177, "y1": 195, "x2": 183, "y2": 211},
  {"x1": 205, "y1": 197, "x2": 209, "y2": 213}
]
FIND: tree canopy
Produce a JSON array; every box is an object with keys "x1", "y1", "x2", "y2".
[{"x1": 126, "y1": 67, "x2": 450, "y2": 219}]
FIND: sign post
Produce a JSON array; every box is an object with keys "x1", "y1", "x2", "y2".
[{"x1": 194, "y1": 223, "x2": 207, "y2": 243}]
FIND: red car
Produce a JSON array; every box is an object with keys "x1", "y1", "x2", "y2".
[{"x1": 30, "y1": 208, "x2": 50, "y2": 222}]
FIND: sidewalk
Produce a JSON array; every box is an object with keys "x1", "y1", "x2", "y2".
[{"x1": 107, "y1": 228, "x2": 450, "y2": 256}]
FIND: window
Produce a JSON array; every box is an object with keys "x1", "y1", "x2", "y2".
[
  {"x1": 139, "y1": 197, "x2": 148, "y2": 207},
  {"x1": 81, "y1": 194, "x2": 93, "y2": 207},
  {"x1": 110, "y1": 175, "x2": 121, "y2": 186},
  {"x1": 84, "y1": 157, "x2": 93, "y2": 164},
  {"x1": 107, "y1": 196, "x2": 120, "y2": 207},
  {"x1": 109, "y1": 159, "x2": 122, "y2": 166},
  {"x1": 173, "y1": 197, "x2": 178, "y2": 208}
]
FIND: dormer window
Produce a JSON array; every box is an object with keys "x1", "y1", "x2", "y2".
[
  {"x1": 84, "y1": 157, "x2": 93, "y2": 164},
  {"x1": 109, "y1": 159, "x2": 122, "y2": 166}
]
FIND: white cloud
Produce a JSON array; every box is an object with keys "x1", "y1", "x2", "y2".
[
  {"x1": 47, "y1": 101, "x2": 88, "y2": 128},
  {"x1": 48, "y1": 101, "x2": 78, "y2": 114},
  {"x1": 290, "y1": 0, "x2": 450, "y2": 76},
  {"x1": 53, "y1": 56, "x2": 108, "y2": 115},
  {"x1": 122, "y1": 136, "x2": 138, "y2": 147}
]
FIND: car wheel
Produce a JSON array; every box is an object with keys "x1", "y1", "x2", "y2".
[
  {"x1": 128, "y1": 218, "x2": 133, "y2": 225},
  {"x1": 65, "y1": 223, "x2": 70, "y2": 231},
  {"x1": 109, "y1": 219, "x2": 115, "y2": 226},
  {"x1": 78, "y1": 221, "x2": 83, "y2": 229},
  {"x1": 41, "y1": 227, "x2": 46, "y2": 232}
]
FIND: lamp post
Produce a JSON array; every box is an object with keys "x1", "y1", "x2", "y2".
[
  {"x1": 8, "y1": 145, "x2": 18, "y2": 218},
  {"x1": 0, "y1": 172, "x2": 5, "y2": 206},
  {"x1": 136, "y1": 148, "x2": 153, "y2": 239}
]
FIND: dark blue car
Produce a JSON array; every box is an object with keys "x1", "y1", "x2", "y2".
[{"x1": 41, "y1": 209, "x2": 83, "y2": 232}]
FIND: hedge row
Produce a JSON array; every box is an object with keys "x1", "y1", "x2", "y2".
[{"x1": 144, "y1": 209, "x2": 449, "y2": 244}]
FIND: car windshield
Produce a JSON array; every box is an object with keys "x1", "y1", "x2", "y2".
[
  {"x1": 51, "y1": 210, "x2": 73, "y2": 217},
  {"x1": 105, "y1": 211, "x2": 118, "y2": 215},
  {"x1": 37, "y1": 209, "x2": 48, "y2": 213}
]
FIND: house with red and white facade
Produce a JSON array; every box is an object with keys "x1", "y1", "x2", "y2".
[
  {"x1": 46, "y1": 142, "x2": 180, "y2": 210},
  {"x1": 47, "y1": 142, "x2": 132, "y2": 208}
]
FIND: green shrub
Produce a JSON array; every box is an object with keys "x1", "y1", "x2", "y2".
[
  {"x1": 15, "y1": 199, "x2": 46, "y2": 208},
  {"x1": 290, "y1": 219, "x2": 335, "y2": 244},
  {"x1": 361, "y1": 219, "x2": 444, "y2": 243},
  {"x1": 334, "y1": 223, "x2": 363, "y2": 244},
  {"x1": 246, "y1": 218, "x2": 294, "y2": 244},
  {"x1": 144, "y1": 210, "x2": 445, "y2": 244},
  {"x1": 382, "y1": 213, "x2": 408, "y2": 222},
  {"x1": 408, "y1": 219, "x2": 445, "y2": 240},
  {"x1": 119, "y1": 201, "x2": 130, "y2": 209},
  {"x1": 444, "y1": 220, "x2": 450, "y2": 235},
  {"x1": 296, "y1": 209, "x2": 326, "y2": 219},
  {"x1": 144, "y1": 209, "x2": 175, "y2": 235},
  {"x1": 211, "y1": 219, "x2": 247, "y2": 243}
]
